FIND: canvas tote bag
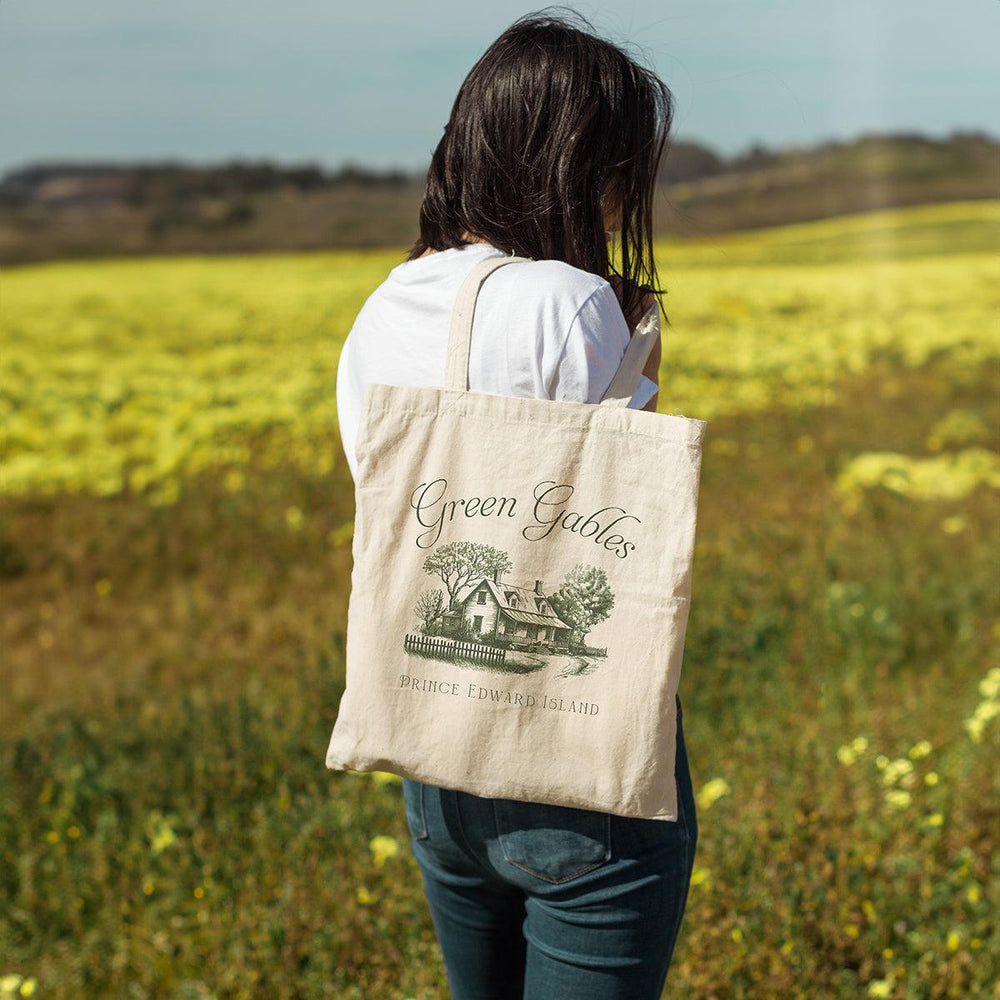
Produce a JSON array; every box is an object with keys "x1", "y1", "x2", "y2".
[{"x1": 325, "y1": 253, "x2": 706, "y2": 820}]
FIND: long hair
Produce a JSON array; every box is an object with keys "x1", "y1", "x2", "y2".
[{"x1": 405, "y1": 7, "x2": 675, "y2": 328}]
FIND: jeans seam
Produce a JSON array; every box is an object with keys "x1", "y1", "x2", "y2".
[
  {"x1": 657, "y1": 734, "x2": 694, "y2": 974},
  {"x1": 416, "y1": 782, "x2": 430, "y2": 839},
  {"x1": 405, "y1": 780, "x2": 430, "y2": 840},
  {"x1": 453, "y1": 790, "x2": 507, "y2": 882}
]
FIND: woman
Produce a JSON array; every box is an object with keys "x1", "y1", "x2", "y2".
[{"x1": 335, "y1": 10, "x2": 697, "y2": 999}]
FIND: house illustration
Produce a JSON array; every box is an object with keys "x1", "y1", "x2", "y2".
[{"x1": 441, "y1": 569, "x2": 574, "y2": 651}]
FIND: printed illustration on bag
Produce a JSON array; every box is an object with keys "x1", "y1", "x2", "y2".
[{"x1": 403, "y1": 541, "x2": 615, "y2": 678}]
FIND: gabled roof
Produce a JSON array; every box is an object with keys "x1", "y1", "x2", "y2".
[{"x1": 458, "y1": 577, "x2": 572, "y2": 630}]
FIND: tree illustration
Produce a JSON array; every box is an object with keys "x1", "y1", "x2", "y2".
[
  {"x1": 415, "y1": 589, "x2": 445, "y2": 634},
  {"x1": 548, "y1": 564, "x2": 615, "y2": 644},
  {"x1": 423, "y1": 541, "x2": 513, "y2": 609}
]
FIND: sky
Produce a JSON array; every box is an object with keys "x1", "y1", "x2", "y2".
[{"x1": 1, "y1": 0, "x2": 997, "y2": 177}]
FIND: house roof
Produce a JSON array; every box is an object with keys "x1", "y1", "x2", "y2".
[
  {"x1": 458, "y1": 576, "x2": 572, "y2": 630},
  {"x1": 503, "y1": 607, "x2": 571, "y2": 628}
]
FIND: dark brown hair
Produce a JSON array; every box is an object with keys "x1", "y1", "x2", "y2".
[{"x1": 405, "y1": 6, "x2": 675, "y2": 327}]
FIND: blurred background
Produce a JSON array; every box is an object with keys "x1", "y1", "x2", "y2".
[{"x1": 1, "y1": 3, "x2": 997, "y2": 998}]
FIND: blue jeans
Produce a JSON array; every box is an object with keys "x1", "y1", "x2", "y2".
[{"x1": 401, "y1": 696, "x2": 697, "y2": 1000}]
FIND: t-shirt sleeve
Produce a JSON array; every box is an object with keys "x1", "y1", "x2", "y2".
[{"x1": 547, "y1": 282, "x2": 658, "y2": 409}]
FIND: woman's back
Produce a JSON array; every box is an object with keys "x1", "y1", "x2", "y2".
[
  {"x1": 336, "y1": 241, "x2": 658, "y2": 481},
  {"x1": 329, "y1": 9, "x2": 699, "y2": 995}
]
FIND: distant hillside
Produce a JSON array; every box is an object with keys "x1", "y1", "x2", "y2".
[
  {"x1": 0, "y1": 130, "x2": 995, "y2": 265},
  {"x1": 656, "y1": 130, "x2": 998, "y2": 236}
]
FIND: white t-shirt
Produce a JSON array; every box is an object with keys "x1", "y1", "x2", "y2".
[{"x1": 336, "y1": 241, "x2": 658, "y2": 482}]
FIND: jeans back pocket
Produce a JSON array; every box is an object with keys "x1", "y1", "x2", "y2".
[
  {"x1": 492, "y1": 798, "x2": 612, "y2": 883},
  {"x1": 402, "y1": 777, "x2": 429, "y2": 840}
]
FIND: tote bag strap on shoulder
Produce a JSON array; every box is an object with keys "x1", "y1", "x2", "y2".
[{"x1": 443, "y1": 254, "x2": 659, "y2": 408}]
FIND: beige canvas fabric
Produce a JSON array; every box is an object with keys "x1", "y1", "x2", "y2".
[{"x1": 325, "y1": 254, "x2": 706, "y2": 820}]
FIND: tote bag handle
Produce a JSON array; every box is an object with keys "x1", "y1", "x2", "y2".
[{"x1": 443, "y1": 254, "x2": 659, "y2": 408}]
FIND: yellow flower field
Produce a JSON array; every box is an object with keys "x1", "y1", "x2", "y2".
[{"x1": 2, "y1": 201, "x2": 997, "y2": 504}]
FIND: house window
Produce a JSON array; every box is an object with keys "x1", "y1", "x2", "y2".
[
  {"x1": 477, "y1": 591, "x2": 486, "y2": 604},
  {"x1": 472, "y1": 616, "x2": 483, "y2": 632}
]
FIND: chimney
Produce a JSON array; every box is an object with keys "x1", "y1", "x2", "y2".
[
  {"x1": 534, "y1": 579, "x2": 544, "y2": 594},
  {"x1": 493, "y1": 568, "x2": 501, "y2": 583}
]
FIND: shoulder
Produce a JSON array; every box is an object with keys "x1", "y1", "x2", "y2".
[
  {"x1": 476, "y1": 257, "x2": 628, "y2": 354},
  {"x1": 480, "y1": 257, "x2": 615, "y2": 313},
  {"x1": 473, "y1": 257, "x2": 632, "y2": 403}
]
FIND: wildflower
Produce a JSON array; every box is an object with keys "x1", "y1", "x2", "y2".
[
  {"x1": 976, "y1": 700, "x2": 999, "y2": 722},
  {"x1": 19, "y1": 980, "x2": 37, "y2": 998},
  {"x1": 881, "y1": 758, "x2": 914, "y2": 786},
  {"x1": 940, "y1": 515, "x2": 966, "y2": 535},
  {"x1": 966, "y1": 884, "x2": 980, "y2": 904},
  {"x1": 964, "y1": 717, "x2": 985, "y2": 742},
  {"x1": 946, "y1": 930, "x2": 961, "y2": 952},
  {"x1": 908, "y1": 739, "x2": 932, "y2": 759},
  {"x1": 731, "y1": 928, "x2": 743, "y2": 942},
  {"x1": 924, "y1": 771, "x2": 939, "y2": 786},
  {"x1": 964, "y1": 697, "x2": 1000, "y2": 743},
  {"x1": 836, "y1": 744, "x2": 857, "y2": 765},
  {"x1": 96, "y1": 578, "x2": 112, "y2": 596},
  {"x1": 867, "y1": 978, "x2": 893, "y2": 998},
  {"x1": 146, "y1": 811, "x2": 178, "y2": 855},
  {"x1": 284, "y1": 506, "x2": 304, "y2": 530},
  {"x1": 843, "y1": 923, "x2": 860, "y2": 938},
  {"x1": 696, "y1": 777, "x2": 731, "y2": 810},
  {"x1": 927, "y1": 409, "x2": 989, "y2": 449},
  {"x1": 875, "y1": 754, "x2": 890, "y2": 769},
  {"x1": 0, "y1": 977, "x2": 24, "y2": 996},
  {"x1": 851, "y1": 735, "x2": 868, "y2": 754},
  {"x1": 979, "y1": 667, "x2": 1000, "y2": 699},
  {"x1": 835, "y1": 448, "x2": 1000, "y2": 504},
  {"x1": 924, "y1": 813, "x2": 944, "y2": 827},
  {"x1": 369, "y1": 835, "x2": 400, "y2": 868},
  {"x1": 884, "y1": 789, "x2": 911, "y2": 811},
  {"x1": 357, "y1": 886, "x2": 374, "y2": 905},
  {"x1": 780, "y1": 940, "x2": 794, "y2": 955},
  {"x1": 690, "y1": 866, "x2": 711, "y2": 887}
]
